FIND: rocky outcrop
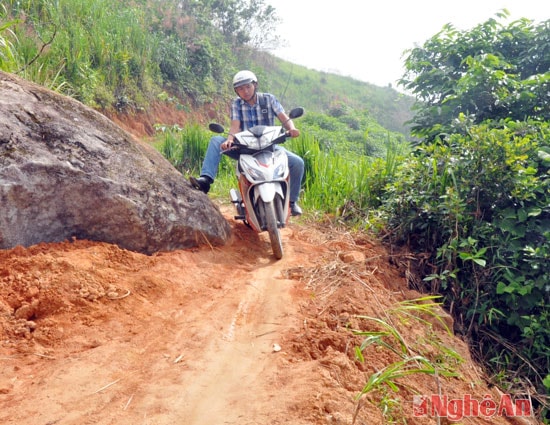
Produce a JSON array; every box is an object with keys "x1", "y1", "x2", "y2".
[{"x1": 0, "y1": 71, "x2": 231, "y2": 254}]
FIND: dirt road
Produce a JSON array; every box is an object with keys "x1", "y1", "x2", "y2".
[{"x1": 0, "y1": 206, "x2": 537, "y2": 424}]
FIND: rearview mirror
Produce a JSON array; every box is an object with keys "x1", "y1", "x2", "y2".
[
  {"x1": 288, "y1": 107, "x2": 304, "y2": 119},
  {"x1": 208, "y1": 123, "x2": 225, "y2": 133}
]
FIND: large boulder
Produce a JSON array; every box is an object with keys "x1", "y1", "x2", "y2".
[{"x1": 0, "y1": 71, "x2": 231, "y2": 254}]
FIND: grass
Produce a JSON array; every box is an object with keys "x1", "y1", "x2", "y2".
[
  {"x1": 155, "y1": 124, "x2": 405, "y2": 227},
  {"x1": 351, "y1": 296, "x2": 464, "y2": 424}
]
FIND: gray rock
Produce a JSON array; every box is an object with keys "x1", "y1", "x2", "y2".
[{"x1": 0, "y1": 71, "x2": 231, "y2": 254}]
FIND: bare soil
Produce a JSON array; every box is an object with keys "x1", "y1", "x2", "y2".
[{"x1": 0, "y1": 203, "x2": 539, "y2": 425}]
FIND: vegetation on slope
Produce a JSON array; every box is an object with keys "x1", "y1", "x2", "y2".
[
  {"x1": 0, "y1": 0, "x2": 412, "y2": 133},
  {"x1": 388, "y1": 13, "x2": 550, "y2": 420}
]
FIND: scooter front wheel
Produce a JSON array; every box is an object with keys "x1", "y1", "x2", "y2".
[{"x1": 263, "y1": 200, "x2": 283, "y2": 260}]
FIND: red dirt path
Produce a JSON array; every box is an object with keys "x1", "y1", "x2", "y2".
[{"x1": 0, "y1": 204, "x2": 536, "y2": 424}]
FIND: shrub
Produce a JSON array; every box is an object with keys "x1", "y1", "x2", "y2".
[{"x1": 382, "y1": 118, "x2": 550, "y2": 414}]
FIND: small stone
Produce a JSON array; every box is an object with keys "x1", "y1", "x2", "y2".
[
  {"x1": 0, "y1": 380, "x2": 14, "y2": 394},
  {"x1": 14, "y1": 303, "x2": 35, "y2": 320},
  {"x1": 338, "y1": 251, "x2": 365, "y2": 263}
]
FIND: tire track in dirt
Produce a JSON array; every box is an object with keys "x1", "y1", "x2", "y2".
[
  {"x1": 0, "y1": 217, "x2": 311, "y2": 425},
  {"x1": 173, "y1": 231, "x2": 299, "y2": 425}
]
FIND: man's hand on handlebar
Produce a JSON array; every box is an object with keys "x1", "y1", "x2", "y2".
[
  {"x1": 221, "y1": 139, "x2": 234, "y2": 150},
  {"x1": 287, "y1": 128, "x2": 300, "y2": 138}
]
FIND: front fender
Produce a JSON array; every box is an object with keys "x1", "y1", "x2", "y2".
[{"x1": 254, "y1": 182, "x2": 284, "y2": 204}]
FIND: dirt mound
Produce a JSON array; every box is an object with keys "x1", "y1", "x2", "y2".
[
  {"x1": 0, "y1": 205, "x2": 536, "y2": 424},
  {"x1": 103, "y1": 101, "x2": 223, "y2": 138}
]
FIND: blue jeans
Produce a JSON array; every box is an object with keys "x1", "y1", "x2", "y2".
[{"x1": 200, "y1": 135, "x2": 304, "y2": 203}]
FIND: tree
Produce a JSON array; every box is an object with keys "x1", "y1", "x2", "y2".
[
  {"x1": 182, "y1": 0, "x2": 281, "y2": 49},
  {"x1": 399, "y1": 11, "x2": 550, "y2": 140}
]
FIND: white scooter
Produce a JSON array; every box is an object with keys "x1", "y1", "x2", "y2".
[{"x1": 209, "y1": 107, "x2": 304, "y2": 260}]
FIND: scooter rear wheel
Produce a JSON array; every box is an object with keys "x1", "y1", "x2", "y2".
[{"x1": 263, "y1": 200, "x2": 283, "y2": 259}]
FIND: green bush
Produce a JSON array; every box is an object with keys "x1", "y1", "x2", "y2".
[{"x1": 382, "y1": 118, "x2": 550, "y2": 412}]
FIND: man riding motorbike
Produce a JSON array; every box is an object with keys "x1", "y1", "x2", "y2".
[{"x1": 190, "y1": 70, "x2": 304, "y2": 216}]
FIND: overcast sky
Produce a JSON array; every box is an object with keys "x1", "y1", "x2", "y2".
[{"x1": 268, "y1": 1, "x2": 550, "y2": 89}]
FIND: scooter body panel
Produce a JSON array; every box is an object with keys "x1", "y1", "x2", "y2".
[{"x1": 236, "y1": 149, "x2": 290, "y2": 232}]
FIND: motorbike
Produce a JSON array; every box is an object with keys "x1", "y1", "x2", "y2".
[{"x1": 209, "y1": 107, "x2": 304, "y2": 260}]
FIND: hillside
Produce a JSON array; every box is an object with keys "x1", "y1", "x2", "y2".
[
  {"x1": 0, "y1": 204, "x2": 537, "y2": 424},
  {"x1": 250, "y1": 52, "x2": 415, "y2": 136},
  {"x1": 1, "y1": 1, "x2": 415, "y2": 140}
]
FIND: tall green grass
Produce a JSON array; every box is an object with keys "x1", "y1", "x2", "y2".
[
  {"x1": 0, "y1": 5, "x2": 18, "y2": 72},
  {"x1": 158, "y1": 124, "x2": 207, "y2": 175},
  {"x1": 158, "y1": 125, "x2": 406, "y2": 226},
  {"x1": 157, "y1": 123, "x2": 235, "y2": 199},
  {"x1": 3, "y1": 0, "x2": 158, "y2": 106},
  {"x1": 286, "y1": 132, "x2": 406, "y2": 224}
]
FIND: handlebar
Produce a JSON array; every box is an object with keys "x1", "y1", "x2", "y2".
[{"x1": 220, "y1": 129, "x2": 290, "y2": 157}]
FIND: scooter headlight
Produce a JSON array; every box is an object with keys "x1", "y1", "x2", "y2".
[
  {"x1": 241, "y1": 162, "x2": 265, "y2": 182},
  {"x1": 273, "y1": 163, "x2": 286, "y2": 179}
]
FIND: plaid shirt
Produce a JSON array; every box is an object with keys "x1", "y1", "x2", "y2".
[{"x1": 230, "y1": 92, "x2": 285, "y2": 131}]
